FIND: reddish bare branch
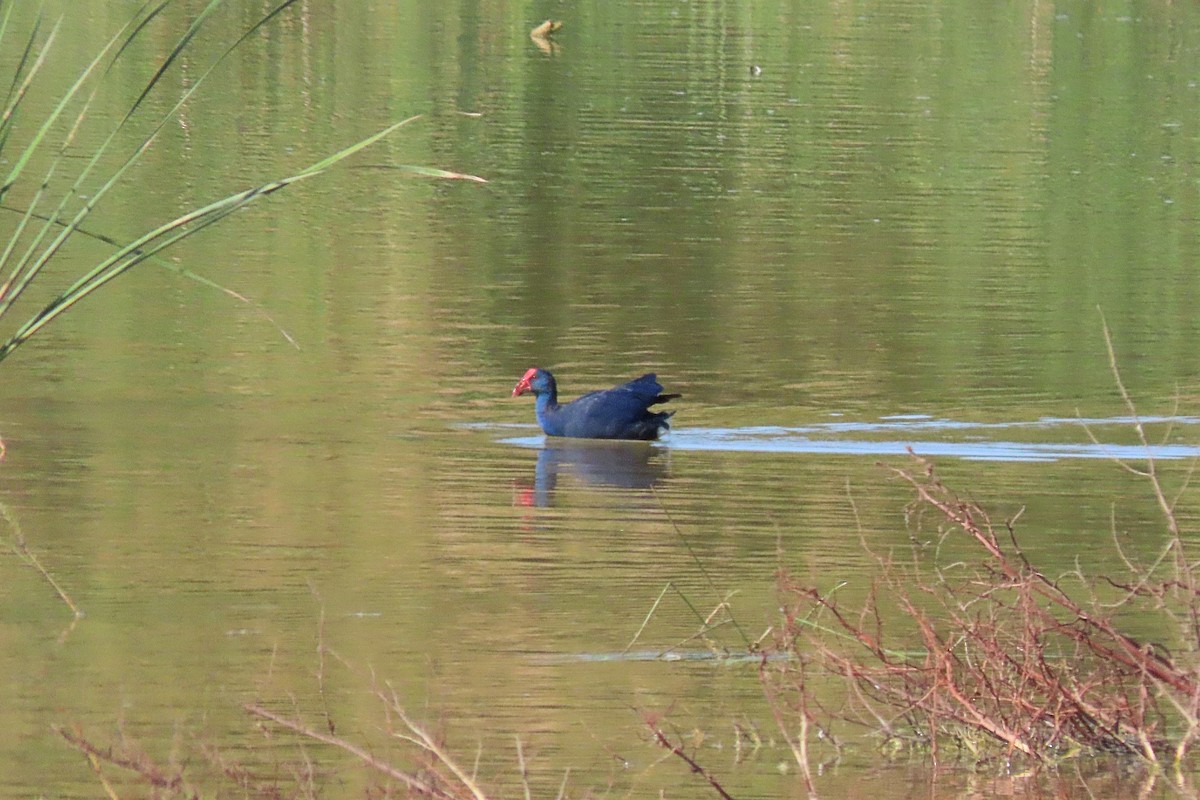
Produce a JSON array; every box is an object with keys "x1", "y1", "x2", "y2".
[
  {"x1": 645, "y1": 720, "x2": 737, "y2": 800},
  {"x1": 765, "y1": 458, "x2": 1200, "y2": 765}
]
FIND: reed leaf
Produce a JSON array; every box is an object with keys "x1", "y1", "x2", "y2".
[
  {"x1": 359, "y1": 163, "x2": 489, "y2": 183},
  {"x1": 1, "y1": 0, "x2": 260, "y2": 317},
  {"x1": 3, "y1": 206, "x2": 301, "y2": 348},
  {"x1": 0, "y1": 112, "x2": 425, "y2": 364},
  {"x1": 0, "y1": 1, "x2": 459, "y2": 364}
]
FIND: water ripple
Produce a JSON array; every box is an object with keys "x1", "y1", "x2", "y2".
[
  {"x1": 666, "y1": 431, "x2": 1200, "y2": 462},
  {"x1": 478, "y1": 415, "x2": 1200, "y2": 463}
]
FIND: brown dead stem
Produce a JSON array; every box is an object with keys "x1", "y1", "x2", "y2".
[
  {"x1": 643, "y1": 715, "x2": 736, "y2": 800},
  {"x1": 893, "y1": 461, "x2": 1194, "y2": 699},
  {"x1": 57, "y1": 724, "x2": 187, "y2": 796},
  {"x1": 244, "y1": 702, "x2": 474, "y2": 800},
  {"x1": 766, "y1": 455, "x2": 1200, "y2": 766}
]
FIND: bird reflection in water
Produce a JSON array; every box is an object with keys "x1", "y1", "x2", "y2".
[{"x1": 513, "y1": 439, "x2": 670, "y2": 508}]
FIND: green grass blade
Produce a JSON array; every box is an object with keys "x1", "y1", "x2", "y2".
[
  {"x1": 0, "y1": 1, "x2": 474, "y2": 365},
  {"x1": 0, "y1": 2, "x2": 33, "y2": 142},
  {"x1": 0, "y1": 13, "x2": 60, "y2": 202},
  {"x1": 124, "y1": 0, "x2": 223, "y2": 122},
  {"x1": 0, "y1": 15, "x2": 74, "y2": 195},
  {"x1": 56, "y1": 111, "x2": 425, "y2": 302},
  {"x1": 0, "y1": 115, "x2": 424, "y2": 363},
  {"x1": 357, "y1": 163, "x2": 488, "y2": 183},
  {"x1": 0, "y1": 203, "x2": 300, "y2": 347},
  {"x1": 0, "y1": 0, "x2": 302, "y2": 318},
  {"x1": 107, "y1": 1, "x2": 173, "y2": 77},
  {"x1": 0, "y1": 11, "x2": 146, "y2": 311}
]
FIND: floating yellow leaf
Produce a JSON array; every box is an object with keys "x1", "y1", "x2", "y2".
[{"x1": 530, "y1": 19, "x2": 562, "y2": 39}]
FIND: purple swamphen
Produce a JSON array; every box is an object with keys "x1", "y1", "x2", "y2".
[{"x1": 512, "y1": 368, "x2": 680, "y2": 440}]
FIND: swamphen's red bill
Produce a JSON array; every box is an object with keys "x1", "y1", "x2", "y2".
[
  {"x1": 512, "y1": 367, "x2": 539, "y2": 397},
  {"x1": 511, "y1": 367, "x2": 679, "y2": 441}
]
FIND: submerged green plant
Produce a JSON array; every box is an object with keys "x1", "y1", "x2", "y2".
[{"x1": 0, "y1": 0, "x2": 480, "y2": 364}]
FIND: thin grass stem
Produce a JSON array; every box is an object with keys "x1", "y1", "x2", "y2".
[{"x1": 623, "y1": 581, "x2": 671, "y2": 654}]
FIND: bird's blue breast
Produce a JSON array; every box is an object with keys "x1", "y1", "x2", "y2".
[{"x1": 535, "y1": 394, "x2": 567, "y2": 436}]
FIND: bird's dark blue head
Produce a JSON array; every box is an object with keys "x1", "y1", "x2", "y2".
[{"x1": 512, "y1": 367, "x2": 556, "y2": 398}]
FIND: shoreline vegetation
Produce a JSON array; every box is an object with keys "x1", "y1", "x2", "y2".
[{"x1": 0, "y1": 0, "x2": 482, "y2": 370}]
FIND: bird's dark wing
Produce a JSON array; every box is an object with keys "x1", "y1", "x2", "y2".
[{"x1": 558, "y1": 375, "x2": 679, "y2": 439}]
